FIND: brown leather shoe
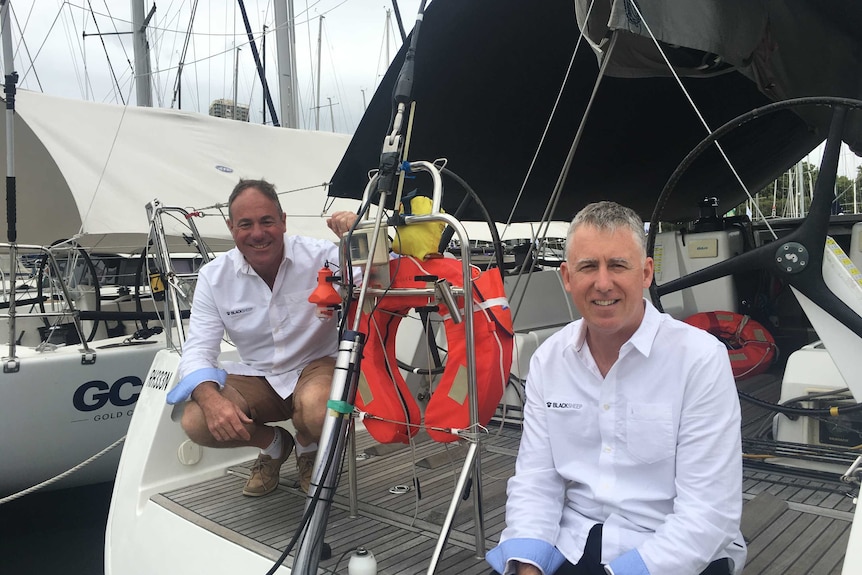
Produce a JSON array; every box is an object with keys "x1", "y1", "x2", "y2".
[
  {"x1": 296, "y1": 450, "x2": 316, "y2": 494},
  {"x1": 243, "y1": 428, "x2": 295, "y2": 497}
]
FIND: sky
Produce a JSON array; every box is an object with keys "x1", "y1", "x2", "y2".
[{"x1": 12, "y1": 0, "x2": 423, "y2": 133}]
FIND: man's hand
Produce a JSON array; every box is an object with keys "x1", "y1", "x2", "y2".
[
  {"x1": 193, "y1": 384, "x2": 253, "y2": 442},
  {"x1": 326, "y1": 211, "x2": 359, "y2": 238}
]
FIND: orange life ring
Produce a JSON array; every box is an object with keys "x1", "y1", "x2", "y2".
[
  {"x1": 352, "y1": 256, "x2": 514, "y2": 444},
  {"x1": 683, "y1": 311, "x2": 777, "y2": 379}
]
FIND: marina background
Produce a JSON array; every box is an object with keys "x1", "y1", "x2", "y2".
[{"x1": 15, "y1": 0, "x2": 422, "y2": 132}]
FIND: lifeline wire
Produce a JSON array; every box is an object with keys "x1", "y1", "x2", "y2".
[{"x1": 0, "y1": 435, "x2": 125, "y2": 505}]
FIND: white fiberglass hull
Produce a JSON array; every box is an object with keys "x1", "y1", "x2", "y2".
[
  {"x1": 105, "y1": 346, "x2": 269, "y2": 575},
  {"x1": 0, "y1": 336, "x2": 165, "y2": 496}
]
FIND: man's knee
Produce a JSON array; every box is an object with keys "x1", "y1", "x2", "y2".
[
  {"x1": 180, "y1": 401, "x2": 213, "y2": 445},
  {"x1": 294, "y1": 376, "x2": 331, "y2": 414},
  {"x1": 291, "y1": 374, "x2": 332, "y2": 437},
  {"x1": 294, "y1": 359, "x2": 334, "y2": 408}
]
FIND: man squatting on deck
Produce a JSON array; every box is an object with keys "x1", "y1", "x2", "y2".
[
  {"x1": 166, "y1": 178, "x2": 358, "y2": 497},
  {"x1": 487, "y1": 201, "x2": 746, "y2": 575}
]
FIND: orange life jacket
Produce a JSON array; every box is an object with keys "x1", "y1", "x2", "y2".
[{"x1": 353, "y1": 256, "x2": 514, "y2": 443}]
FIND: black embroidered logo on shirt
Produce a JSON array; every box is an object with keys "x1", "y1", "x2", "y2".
[
  {"x1": 227, "y1": 307, "x2": 253, "y2": 316},
  {"x1": 546, "y1": 401, "x2": 583, "y2": 410}
]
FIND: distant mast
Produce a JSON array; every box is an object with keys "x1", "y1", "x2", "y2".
[
  {"x1": 131, "y1": 0, "x2": 154, "y2": 107},
  {"x1": 1, "y1": 0, "x2": 16, "y2": 243},
  {"x1": 273, "y1": 0, "x2": 299, "y2": 128}
]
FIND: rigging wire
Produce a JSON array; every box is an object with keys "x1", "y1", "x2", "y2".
[
  {"x1": 85, "y1": 0, "x2": 125, "y2": 104},
  {"x1": 36, "y1": 1, "x2": 388, "y2": 126},
  {"x1": 10, "y1": 1, "x2": 42, "y2": 90},
  {"x1": 159, "y1": 0, "x2": 197, "y2": 106},
  {"x1": 170, "y1": 0, "x2": 199, "y2": 108},
  {"x1": 62, "y1": 0, "x2": 332, "y2": 37},
  {"x1": 390, "y1": 0, "x2": 406, "y2": 43},
  {"x1": 503, "y1": 0, "x2": 597, "y2": 233},
  {"x1": 147, "y1": 4, "x2": 168, "y2": 107},
  {"x1": 259, "y1": 0, "x2": 274, "y2": 125},
  {"x1": 373, "y1": 7, "x2": 399, "y2": 94},
  {"x1": 320, "y1": 15, "x2": 354, "y2": 132},
  {"x1": 100, "y1": 0, "x2": 134, "y2": 80},
  {"x1": 20, "y1": 4, "x2": 88, "y2": 96},
  {"x1": 223, "y1": 0, "x2": 231, "y2": 103},
  {"x1": 75, "y1": 99, "x2": 134, "y2": 237},
  {"x1": 75, "y1": 3, "x2": 94, "y2": 98},
  {"x1": 499, "y1": 0, "x2": 603, "y2": 325},
  {"x1": 625, "y1": 0, "x2": 778, "y2": 239},
  {"x1": 303, "y1": 0, "x2": 315, "y2": 128},
  {"x1": 186, "y1": 0, "x2": 201, "y2": 113}
]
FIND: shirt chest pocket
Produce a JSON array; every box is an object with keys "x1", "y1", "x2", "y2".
[
  {"x1": 282, "y1": 290, "x2": 319, "y2": 328},
  {"x1": 625, "y1": 402, "x2": 675, "y2": 464}
]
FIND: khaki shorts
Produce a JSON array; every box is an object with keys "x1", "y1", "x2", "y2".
[{"x1": 225, "y1": 356, "x2": 336, "y2": 423}]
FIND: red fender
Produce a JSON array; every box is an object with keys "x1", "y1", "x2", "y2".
[
  {"x1": 354, "y1": 256, "x2": 514, "y2": 444},
  {"x1": 683, "y1": 311, "x2": 777, "y2": 379}
]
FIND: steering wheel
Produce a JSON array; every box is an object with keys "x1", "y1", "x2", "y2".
[
  {"x1": 36, "y1": 239, "x2": 102, "y2": 343},
  {"x1": 646, "y1": 96, "x2": 862, "y2": 341}
]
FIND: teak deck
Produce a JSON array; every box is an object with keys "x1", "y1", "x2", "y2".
[{"x1": 153, "y1": 373, "x2": 858, "y2": 574}]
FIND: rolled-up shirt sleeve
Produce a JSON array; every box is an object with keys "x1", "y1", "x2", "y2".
[
  {"x1": 487, "y1": 538, "x2": 566, "y2": 575},
  {"x1": 166, "y1": 367, "x2": 227, "y2": 404}
]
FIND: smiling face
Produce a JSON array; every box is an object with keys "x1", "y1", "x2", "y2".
[
  {"x1": 226, "y1": 187, "x2": 287, "y2": 281},
  {"x1": 560, "y1": 224, "x2": 654, "y2": 351}
]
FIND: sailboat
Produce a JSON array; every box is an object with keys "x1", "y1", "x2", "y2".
[
  {"x1": 0, "y1": 0, "x2": 372, "y2": 498},
  {"x1": 107, "y1": 1, "x2": 862, "y2": 573},
  {"x1": 0, "y1": 89, "x2": 352, "y2": 496}
]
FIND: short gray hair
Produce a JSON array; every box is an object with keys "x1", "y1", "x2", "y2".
[{"x1": 565, "y1": 201, "x2": 646, "y2": 261}]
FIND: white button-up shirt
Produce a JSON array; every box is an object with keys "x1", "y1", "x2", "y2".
[
  {"x1": 498, "y1": 300, "x2": 746, "y2": 574},
  {"x1": 178, "y1": 234, "x2": 345, "y2": 398}
]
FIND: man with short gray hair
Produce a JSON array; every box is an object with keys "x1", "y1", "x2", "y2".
[{"x1": 487, "y1": 201, "x2": 746, "y2": 575}]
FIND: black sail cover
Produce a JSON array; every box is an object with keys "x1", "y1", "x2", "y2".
[{"x1": 328, "y1": 0, "x2": 862, "y2": 223}]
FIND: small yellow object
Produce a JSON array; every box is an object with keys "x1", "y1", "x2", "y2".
[
  {"x1": 149, "y1": 272, "x2": 165, "y2": 294},
  {"x1": 391, "y1": 195, "x2": 446, "y2": 260},
  {"x1": 830, "y1": 406, "x2": 839, "y2": 417}
]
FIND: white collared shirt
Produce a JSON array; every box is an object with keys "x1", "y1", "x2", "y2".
[
  {"x1": 178, "y1": 233, "x2": 346, "y2": 398},
  {"x1": 500, "y1": 300, "x2": 746, "y2": 574}
]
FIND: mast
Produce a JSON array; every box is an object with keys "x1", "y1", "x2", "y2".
[
  {"x1": 772, "y1": 178, "x2": 778, "y2": 218},
  {"x1": 232, "y1": 46, "x2": 241, "y2": 119},
  {"x1": 385, "y1": 9, "x2": 391, "y2": 65},
  {"x1": 1, "y1": 0, "x2": 19, "y2": 362},
  {"x1": 131, "y1": 0, "x2": 154, "y2": 107},
  {"x1": 170, "y1": 0, "x2": 199, "y2": 110},
  {"x1": 273, "y1": 0, "x2": 298, "y2": 128},
  {"x1": 1, "y1": 0, "x2": 15, "y2": 243},
  {"x1": 797, "y1": 162, "x2": 805, "y2": 218},
  {"x1": 315, "y1": 15, "x2": 323, "y2": 130}
]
